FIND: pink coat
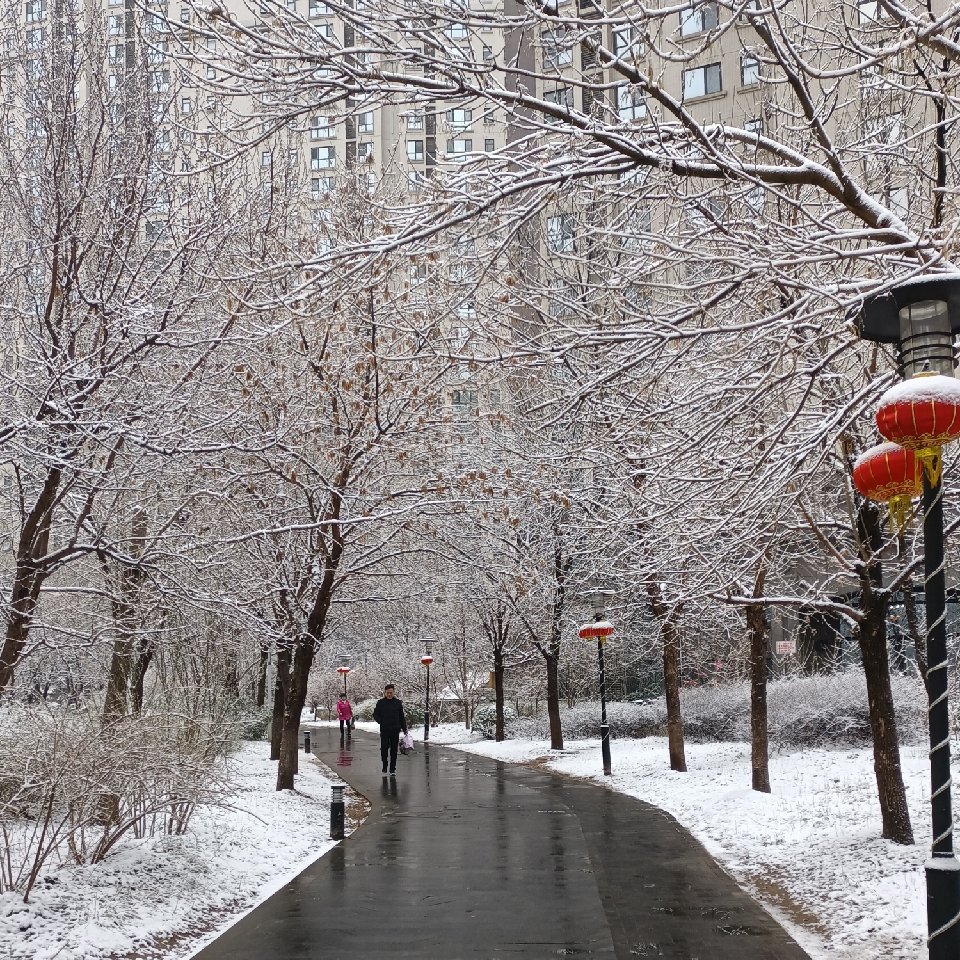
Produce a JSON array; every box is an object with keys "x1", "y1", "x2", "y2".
[{"x1": 336, "y1": 700, "x2": 352, "y2": 721}]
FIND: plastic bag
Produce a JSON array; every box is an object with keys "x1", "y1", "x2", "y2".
[{"x1": 401, "y1": 731, "x2": 414, "y2": 753}]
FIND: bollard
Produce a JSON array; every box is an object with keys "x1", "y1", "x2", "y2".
[
  {"x1": 330, "y1": 784, "x2": 345, "y2": 840},
  {"x1": 303, "y1": 730, "x2": 311, "y2": 753}
]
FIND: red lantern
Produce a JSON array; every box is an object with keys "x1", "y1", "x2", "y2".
[
  {"x1": 579, "y1": 620, "x2": 614, "y2": 644},
  {"x1": 876, "y1": 373, "x2": 960, "y2": 483},
  {"x1": 421, "y1": 655, "x2": 434, "y2": 666},
  {"x1": 853, "y1": 442, "x2": 921, "y2": 530},
  {"x1": 337, "y1": 666, "x2": 351, "y2": 675}
]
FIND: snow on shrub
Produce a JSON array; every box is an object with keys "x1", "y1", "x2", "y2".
[
  {"x1": 472, "y1": 702, "x2": 518, "y2": 739},
  {"x1": 0, "y1": 703, "x2": 230, "y2": 900},
  {"x1": 507, "y1": 671, "x2": 928, "y2": 748}
]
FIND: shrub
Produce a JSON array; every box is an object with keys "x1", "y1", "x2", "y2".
[
  {"x1": 506, "y1": 671, "x2": 928, "y2": 749},
  {"x1": 353, "y1": 698, "x2": 379, "y2": 721},
  {"x1": 237, "y1": 705, "x2": 272, "y2": 741},
  {"x1": 472, "y1": 702, "x2": 518, "y2": 739}
]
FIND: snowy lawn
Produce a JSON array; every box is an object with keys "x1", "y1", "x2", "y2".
[
  {"x1": 0, "y1": 741, "x2": 346, "y2": 960},
  {"x1": 441, "y1": 731, "x2": 940, "y2": 960}
]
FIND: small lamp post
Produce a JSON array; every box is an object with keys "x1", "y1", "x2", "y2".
[
  {"x1": 579, "y1": 589, "x2": 615, "y2": 776},
  {"x1": 420, "y1": 638, "x2": 435, "y2": 742},
  {"x1": 858, "y1": 277, "x2": 960, "y2": 960},
  {"x1": 337, "y1": 654, "x2": 352, "y2": 699}
]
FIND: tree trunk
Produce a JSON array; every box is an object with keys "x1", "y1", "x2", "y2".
[
  {"x1": 130, "y1": 639, "x2": 153, "y2": 716},
  {"x1": 494, "y1": 647, "x2": 505, "y2": 742},
  {"x1": 102, "y1": 634, "x2": 133, "y2": 721},
  {"x1": 0, "y1": 468, "x2": 61, "y2": 693},
  {"x1": 859, "y1": 502, "x2": 913, "y2": 844},
  {"x1": 662, "y1": 630, "x2": 686, "y2": 772},
  {"x1": 256, "y1": 641, "x2": 269, "y2": 707},
  {"x1": 747, "y1": 602, "x2": 771, "y2": 793},
  {"x1": 270, "y1": 662, "x2": 285, "y2": 762},
  {"x1": 545, "y1": 653, "x2": 563, "y2": 750},
  {"x1": 647, "y1": 582, "x2": 686, "y2": 772}
]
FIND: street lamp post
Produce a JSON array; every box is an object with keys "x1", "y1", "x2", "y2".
[
  {"x1": 420, "y1": 638, "x2": 435, "y2": 742},
  {"x1": 337, "y1": 654, "x2": 352, "y2": 699},
  {"x1": 858, "y1": 278, "x2": 960, "y2": 959},
  {"x1": 579, "y1": 590, "x2": 615, "y2": 776}
]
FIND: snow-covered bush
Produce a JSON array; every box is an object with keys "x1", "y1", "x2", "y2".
[
  {"x1": 506, "y1": 672, "x2": 928, "y2": 749},
  {"x1": 353, "y1": 698, "x2": 379, "y2": 721},
  {"x1": 0, "y1": 704, "x2": 230, "y2": 900},
  {"x1": 472, "y1": 702, "x2": 518, "y2": 739},
  {"x1": 238, "y1": 705, "x2": 272, "y2": 741}
]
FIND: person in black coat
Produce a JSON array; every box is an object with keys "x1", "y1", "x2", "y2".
[{"x1": 373, "y1": 684, "x2": 408, "y2": 775}]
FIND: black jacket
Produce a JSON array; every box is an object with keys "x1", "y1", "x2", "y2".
[{"x1": 373, "y1": 696, "x2": 407, "y2": 734}]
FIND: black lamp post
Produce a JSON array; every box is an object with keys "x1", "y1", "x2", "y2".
[
  {"x1": 580, "y1": 589, "x2": 615, "y2": 776},
  {"x1": 858, "y1": 277, "x2": 960, "y2": 960},
  {"x1": 337, "y1": 654, "x2": 352, "y2": 699},
  {"x1": 420, "y1": 638, "x2": 435, "y2": 742}
]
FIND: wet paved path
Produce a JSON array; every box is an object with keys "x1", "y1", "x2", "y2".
[{"x1": 194, "y1": 727, "x2": 811, "y2": 960}]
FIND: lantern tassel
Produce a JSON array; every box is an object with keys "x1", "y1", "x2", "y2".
[
  {"x1": 917, "y1": 446, "x2": 943, "y2": 486},
  {"x1": 889, "y1": 494, "x2": 912, "y2": 534}
]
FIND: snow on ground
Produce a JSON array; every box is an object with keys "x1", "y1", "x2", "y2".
[
  {"x1": 0, "y1": 741, "x2": 342, "y2": 960},
  {"x1": 440, "y1": 730, "x2": 937, "y2": 960}
]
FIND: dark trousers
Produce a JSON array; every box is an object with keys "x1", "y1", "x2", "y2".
[{"x1": 380, "y1": 731, "x2": 400, "y2": 771}]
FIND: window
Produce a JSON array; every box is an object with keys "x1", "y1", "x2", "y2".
[
  {"x1": 447, "y1": 22, "x2": 468, "y2": 40},
  {"x1": 613, "y1": 24, "x2": 642, "y2": 58},
  {"x1": 483, "y1": 107, "x2": 497, "y2": 125},
  {"x1": 206, "y1": 37, "x2": 217, "y2": 53},
  {"x1": 741, "y1": 55, "x2": 760, "y2": 86},
  {"x1": 484, "y1": 138, "x2": 494, "y2": 152},
  {"x1": 25, "y1": 0, "x2": 46, "y2": 22},
  {"x1": 26, "y1": 27, "x2": 45, "y2": 48},
  {"x1": 617, "y1": 85, "x2": 646, "y2": 121},
  {"x1": 890, "y1": 186, "x2": 908, "y2": 220},
  {"x1": 108, "y1": 14, "x2": 123, "y2": 34},
  {"x1": 744, "y1": 117, "x2": 762, "y2": 135},
  {"x1": 407, "y1": 111, "x2": 423, "y2": 130},
  {"x1": 148, "y1": 42, "x2": 168, "y2": 65},
  {"x1": 858, "y1": 0, "x2": 892, "y2": 23},
  {"x1": 446, "y1": 107, "x2": 472, "y2": 127},
  {"x1": 309, "y1": 0, "x2": 330, "y2": 14},
  {"x1": 287, "y1": 0, "x2": 296, "y2": 10},
  {"x1": 682, "y1": 62, "x2": 721, "y2": 99},
  {"x1": 358, "y1": 141, "x2": 374, "y2": 162},
  {"x1": 482, "y1": 44, "x2": 493, "y2": 61},
  {"x1": 180, "y1": 7, "x2": 190, "y2": 22},
  {"x1": 680, "y1": 2, "x2": 718, "y2": 35},
  {"x1": 311, "y1": 115, "x2": 334, "y2": 138},
  {"x1": 261, "y1": 151, "x2": 272, "y2": 168},
  {"x1": 410, "y1": 263, "x2": 427, "y2": 284},
  {"x1": 543, "y1": 87, "x2": 574, "y2": 118},
  {"x1": 453, "y1": 388, "x2": 478, "y2": 407},
  {"x1": 314, "y1": 21, "x2": 334, "y2": 41},
  {"x1": 541, "y1": 29, "x2": 572, "y2": 68},
  {"x1": 311, "y1": 175, "x2": 335, "y2": 197},
  {"x1": 311, "y1": 145, "x2": 335, "y2": 168},
  {"x1": 446, "y1": 137, "x2": 472, "y2": 157},
  {"x1": 488, "y1": 388, "x2": 501, "y2": 405},
  {"x1": 151, "y1": 70, "x2": 170, "y2": 92},
  {"x1": 407, "y1": 139, "x2": 425, "y2": 161},
  {"x1": 357, "y1": 111, "x2": 374, "y2": 133},
  {"x1": 181, "y1": 96, "x2": 192, "y2": 114},
  {"x1": 206, "y1": 65, "x2": 216, "y2": 79},
  {"x1": 547, "y1": 214, "x2": 575, "y2": 253}
]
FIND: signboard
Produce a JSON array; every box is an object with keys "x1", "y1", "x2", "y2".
[{"x1": 776, "y1": 640, "x2": 796, "y2": 656}]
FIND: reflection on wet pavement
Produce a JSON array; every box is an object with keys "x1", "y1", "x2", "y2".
[{"x1": 193, "y1": 727, "x2": 810, "y2": 960}]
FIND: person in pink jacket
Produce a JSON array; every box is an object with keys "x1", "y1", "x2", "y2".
[{"x1": 336, "y1": 697, "x2": 353, "y2": 736}]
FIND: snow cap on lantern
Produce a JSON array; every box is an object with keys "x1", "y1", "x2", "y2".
[
  {"x1": 876, "y1": 374, "x2": 960, "y2": 449},
  {"x1": 579, "y1": 620, "x2": 614, "y2": 641}
]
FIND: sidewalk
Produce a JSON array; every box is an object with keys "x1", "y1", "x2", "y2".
[{"x1": 191, "y1": 726, "x2": 810, "y2": 959}]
